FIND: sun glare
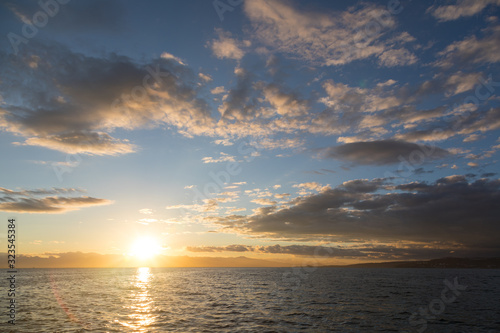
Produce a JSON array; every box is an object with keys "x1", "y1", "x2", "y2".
[{"x1": 128, "y1": 236, "x2": 163, "y2": 259}]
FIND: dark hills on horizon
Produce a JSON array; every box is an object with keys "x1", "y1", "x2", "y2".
[
  {"x1": 1, "y1": 252, "x2": 500, "y2": 268},
  {"x1": 329, "y1": 257, "x2": 500, "y2": 269}
]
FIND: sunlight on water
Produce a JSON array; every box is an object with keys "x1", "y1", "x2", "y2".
[
  {"x1": 2, "y1": 268, "x2": 498, "y2": 332},
  {"x1": 117, "y1": 267, "x2": 156, "y2": 331}
]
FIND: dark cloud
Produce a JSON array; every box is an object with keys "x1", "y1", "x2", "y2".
[
  {"x1": 187, "y1": 244, "x2": 252, "y2": 253},
  {"x1": 482, "y1": 172, "x2": 497, "y2": 177},
  {"x1": 318, "y1": 140, "x2": 449, "y2": 165},
  {"x1": 218, "y1": 68, "x2": 257, "y2": 121},
  {"x1": 209, "y1": 176, "x2": 500, "y2": 251},
  {"x1": 187, "y1": 243, "x2": 500, "y2": 260},
  {"x1": 0, "y1": 41, "x2": 214, "y2": 155},
  {"x1": 187, "y1": 244, "x2": 363, "y2": 257},
  {"x1": 0, "y1": 187, "x2": 111, "y2": 213}
]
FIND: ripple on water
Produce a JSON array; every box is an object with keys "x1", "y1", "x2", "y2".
[{"x1": 0, "y1": 267, "x2": 499, "y2": 332}]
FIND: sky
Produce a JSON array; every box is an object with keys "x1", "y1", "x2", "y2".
[{"x1": 0, "y1": 0, "x2": 499, "y2": 267}]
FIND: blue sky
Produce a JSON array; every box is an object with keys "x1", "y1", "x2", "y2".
[{"x1": 0, "y1": 0, "x2": 499, "y2": 264}]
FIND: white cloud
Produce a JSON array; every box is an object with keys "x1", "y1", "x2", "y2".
[
  {"x1": 428, "y1": 0, "x2": 500, "y2": 22},
  {"x1": 244, "y1": 0, "x2": 416, "y2": 67},
  {"x1": 202, "y1": 152, "x2": 236, "y2": 163},
  {"x1": 293, "y1": 182, "x2": 330, "y2": 192},
  {"x1": 211, "y1": 86, "x2": 226, "y2": 94},
  {"x1": 210, "y1": 29, "x2": 247, "y2": 60},
  {"x1": 213, "y1": 138, "x2": 233, "y2": 146},
  {"x1": 198, "y1": 73, "x2": 212, "y2": 82},
  {"x1": 436, "y1": 26, "x2": 500, "y2": 68},
  {"x1": 262, "y1": 84, "x2": 309, "y2": 116},
  {"x1": 251, "y1": 198, "x2": 277, "y2": 205},
  {"x1": 377, "y1": 48, "x2": 417, "y2": 67},
  {"x1": 161, "y1": 52, "x2": 187, "y2": 65},
  {"x1": 444, "y1": 72, "x2": 482, "y2": 96}
]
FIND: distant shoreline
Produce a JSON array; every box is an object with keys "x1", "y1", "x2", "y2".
[
  {"x1": 1, "y1": 257, "x2": 499, "y2": 269},
  {"x1": 323, "y1": 257, "x2": 500, "y2": 269}
]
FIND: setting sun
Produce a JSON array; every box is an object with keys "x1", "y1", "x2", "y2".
[{"x1": 128, "y1": 236, "x2": 163, "y2": 259}]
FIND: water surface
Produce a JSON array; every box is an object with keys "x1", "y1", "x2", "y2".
[{"x1": 1, "y1": 267, "x2": 499, "y2": 332}]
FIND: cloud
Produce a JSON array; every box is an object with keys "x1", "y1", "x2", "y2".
[
  {"x1": 202, "y1": 152, "x2": 236, "y2": 163},
  {"x1": 428, "y1": 0, "x2": 500, "y2": 22},
  {"x1": 198, "y1": 73, "x2": 212, "y2": 82},
  {"x1": 318, "y1": 140, "x2": 449, "y2": 165},
  {"x1": 261, "y1": 83, "x2": 309, "y2": 117},
  {"x1": 217, "y1": 191, "x2": 240, "y2": 203},
  {"x1": 187, "y1": 244, "x2": 363, "y2": 257},
  {"x1": 293, "y1": 182, "x2": 330, "y2": 192},
  {"x1": 210, "y1": 29, "x2": 248, "y2": 60},
  {"x1": 216, "y1": 67, "x2": 259, "y2": 122},
  {"x1": 436, "y1": 25, "x2": 500, "y2": 68},
  {"x1": 444, "y1": 71, "x2": 482, "y2": 96},
  {"x1": 0, "y1": 187, "x2": 112, "y2": 213},
  {"x1": 309, "y1": 80, "x2": 410, "y2": 137},
  {"x1": 166, "y1": 198, "x2": 220, "y2": 213},
  {"x1": 208, "y1": 177, "x2": 500, "y2": 250},
  {"x1": 321, "y1": 80, "x2": 405, "y2": 113},
  {"x1": 396, "y1": 106, "x2": 500, "y2": 142},
  {"x1": 244, "y1": 0, "x2": 416, "y2": 67},
  {"x1": 0, "y1": 187, "x2": 83, "y2": 196},
  {"x1": 0, "y1": 42, "x2": 214, "y2": 155},
  {"x1": 252, "y1": 137, "x2": 305, "y2": 150},
  {"x1": 161, "y1": 52, "x2": 187, "y2": 66},
  {"x1": 210, "y1": 86, "x2": 225, "y2": 94},
  {"x1": 463, "y1": 134, "x2": 483, "y2": 142},
  {"x1": 213, "y1": 138, "x2": 233, "y2": 146},
  {"x1": 21, "y1": 131, "x2": 137, "y2": 155},
  {"x1": 251, "y1": 198, "x2": 277, "y2": 206},
  {"x1": 394, "y1": 129, "x2": 456, "y2": 142},
  {"x1": 377, "y1": 48, "x2": 417, "y2": 67},
  {"x1": 186, "y1": 243, "x2": 496, "y2": 259}
]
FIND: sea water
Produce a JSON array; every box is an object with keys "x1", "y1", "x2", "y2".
[{"x1": 1, "y1": 267, "x2": 499, "y2": 332}]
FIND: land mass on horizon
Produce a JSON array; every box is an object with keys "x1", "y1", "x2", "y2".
[{"x1": 1, "y1": 253, "x2": 499, "y2": 269}]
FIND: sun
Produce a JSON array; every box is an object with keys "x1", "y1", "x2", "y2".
[{"x1": 128, "y1": 236, "x2": 163, "y2": 260}]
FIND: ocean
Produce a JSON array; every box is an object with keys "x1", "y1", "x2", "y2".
[{"x1": 1, "y1": 267, "x2": 499, "y2": 332}]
